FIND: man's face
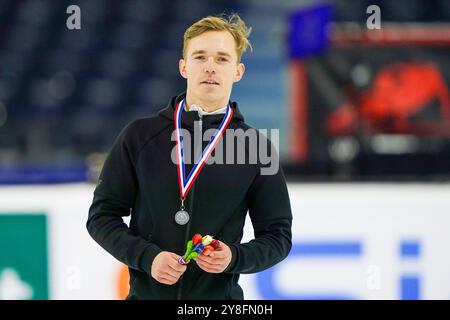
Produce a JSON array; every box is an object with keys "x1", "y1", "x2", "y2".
[{"x1": 179, "y1": 30, "x2": 245, "y2": 107}]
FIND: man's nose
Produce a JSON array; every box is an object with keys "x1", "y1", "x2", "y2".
[{"x1": 204, "y1": 57, "x2": 216, "y2": 73}]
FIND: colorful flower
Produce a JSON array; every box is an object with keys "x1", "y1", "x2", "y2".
[{"x1": 179, "y1": 233, "x2": 217, "y2": 265}]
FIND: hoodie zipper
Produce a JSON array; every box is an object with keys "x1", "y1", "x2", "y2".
[
  {"x1": 197, "y1": 114, "x2": 203, "y2": 153},
  {"x1": 177, "y1": 115, "x2": 201, "y2": 300},
  {"x1": 177, "y1": 176, "x2": 196, "y2": 300}
]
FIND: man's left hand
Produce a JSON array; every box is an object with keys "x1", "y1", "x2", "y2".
[{"x1": 194, "y1": 240, "x2": 232, "y2": 273}]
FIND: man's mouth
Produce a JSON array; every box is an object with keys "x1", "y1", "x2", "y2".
[{"x1": 201, "y1": 80, "x2": 220, "y2": 85}]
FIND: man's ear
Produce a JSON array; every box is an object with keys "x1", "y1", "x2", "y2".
[
  {"x1": 234, "y1": 63, "x2": 245, "y2": 82},
  {"x1": 179, "y1": 58, "x2": 187, "y2": 79}
]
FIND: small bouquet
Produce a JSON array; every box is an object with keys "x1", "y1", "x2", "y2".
[{"x1": 178, "y1": 233, "x2": 220, "y2": 265}]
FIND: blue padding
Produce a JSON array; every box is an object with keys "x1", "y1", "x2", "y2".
[
  {"x1": 288, "y1": 4, "x2": 333, "y2": 59},
  {"x1": 0, "y1": 165, "x2": 88, "y2": 184},
  {"x1": 401, "y1": 276, "x2": 420, "y2": 300},
  {"x1": 400, "y1": 241, "x2": 420, "y2": 257},
  {"x1": 294, "y1": 241, "x2": 362, "y2": 256}
]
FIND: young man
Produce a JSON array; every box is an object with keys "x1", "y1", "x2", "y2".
[{"x1": 87, "y1": 14, "x2": 292, "y2": 300}]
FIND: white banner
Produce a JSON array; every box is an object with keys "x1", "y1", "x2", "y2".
[{"x1": 0, "y1": 183, "x2": 449, "y2": 300}]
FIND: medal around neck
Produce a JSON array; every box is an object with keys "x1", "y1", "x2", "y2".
[
  {"x1": 174, "y1": 209, "x2": 189, "y2": 225},
  {"x1": 173, "y1": 99, "x2": 233, "y2": 226}
]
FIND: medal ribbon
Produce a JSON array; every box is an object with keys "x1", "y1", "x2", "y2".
[{"x1": 174, "y1": 98, "x2": 233, "y2": 199}]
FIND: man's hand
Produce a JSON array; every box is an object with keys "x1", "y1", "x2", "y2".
[
  {"x1": 195, "y1": 240, "x2": 232, "y2": 273},
  {"x1": 151, "y1": 251, "x2": 187, "y2": 285}
]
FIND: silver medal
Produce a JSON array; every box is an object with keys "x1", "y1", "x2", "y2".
[{"x1": 175, "y1": 210, "x2": 189, "y2": 225}]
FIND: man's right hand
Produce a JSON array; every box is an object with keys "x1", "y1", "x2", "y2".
[{"x1": 151, "y1": 251, "x2": 187, "y2": 285}]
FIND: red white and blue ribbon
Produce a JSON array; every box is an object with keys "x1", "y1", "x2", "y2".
[{"x1": 174, "y1": 99, "x2": 233, "y2": 199}]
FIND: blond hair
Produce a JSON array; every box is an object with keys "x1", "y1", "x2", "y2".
[{"x1": 183, "y1": 13, "x2": 252, "y2": 63}]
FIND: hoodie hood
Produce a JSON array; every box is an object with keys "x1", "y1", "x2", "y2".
[{"x1": 158, "y1": 92, "x2": 245, "y2": 129}]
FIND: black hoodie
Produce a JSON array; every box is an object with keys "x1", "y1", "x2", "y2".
[{"x1": 87, "y1": 93, "x2": 292, "y2": 300}]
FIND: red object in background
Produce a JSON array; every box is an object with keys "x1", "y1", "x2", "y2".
[
  {"x1": 326, "y1": 62, "x2": 450, "y2": 136},
  {"x1": 289, "y1": 61, "x2": 308, "y2": 163}
]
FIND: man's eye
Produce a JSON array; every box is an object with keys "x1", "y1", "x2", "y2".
[
  {"x1": 195, "y1": 56, "x2": 205, "y2": 60},
  {"x1": 218, "y1": 57, "x2": 229, "y2": 62}
]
